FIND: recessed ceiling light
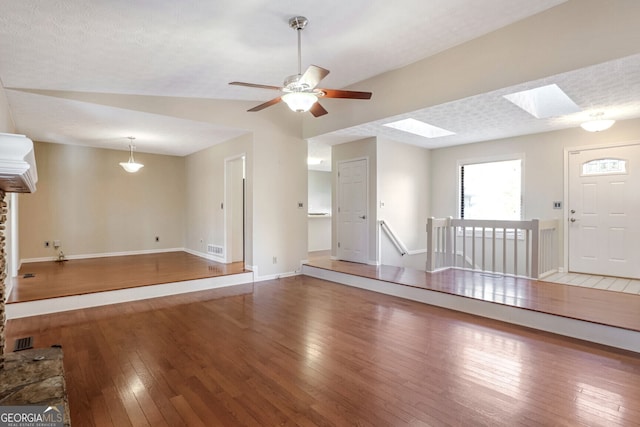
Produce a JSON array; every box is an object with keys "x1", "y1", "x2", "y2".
[
  {"x1": 503, "y1": 84, "x2": 581, "y2": 118},
  {"x1": 383, "y1": 118, "x2": 455, "y2": 138}
]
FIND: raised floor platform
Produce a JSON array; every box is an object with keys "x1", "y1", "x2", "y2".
[
  {"x1": 8, "y1": 252, "x2": 253, "y2": 319},
  {"x1": 302, "y1": 258, "x2": 640, "y2": 353}
]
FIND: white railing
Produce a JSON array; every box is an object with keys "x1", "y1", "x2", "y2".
[{"x1": 426, "y1": 217, "x2": 559, "y2": 279}]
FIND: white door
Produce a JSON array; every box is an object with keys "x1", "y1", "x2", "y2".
[
  {"x1": 568, "y1": 145, "x2": 640, "y2": 278},
  {"x1": 337, "y1": 159, "x2": 368, "y2": 263}
]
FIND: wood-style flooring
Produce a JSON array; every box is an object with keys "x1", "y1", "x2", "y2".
[
  {"x1": 10, "y1": 251, "x2": 247, "y2": 303},
  {"x1": 6, "y1": 276, "x2": 640, "y2": 426},
  {"x1": 305, "y1": 258, "x2": 640, "y2": 333}
]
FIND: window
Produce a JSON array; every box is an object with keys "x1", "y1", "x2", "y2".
[
  {"x1": 459, "y1": 158, "x2": 522, "y2": 220},
  {"x1": 581, "y1": 158, "x2": 626, "y2": 176}
]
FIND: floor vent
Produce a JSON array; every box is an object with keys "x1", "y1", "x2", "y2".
[
  {"x1": 14, "y1": 336, "x2": 33, "y2": 352},
  {"x1": 207, "y1": 244, "x2": 224, "y2": 256}
]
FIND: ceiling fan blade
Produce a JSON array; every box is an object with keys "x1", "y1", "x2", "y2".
[
  {"x1": 309, "y1": 102, "x2": 328, "y2": 117},
  {"x1": 229, "y1": 81, "x2": 283, "y2": 91},
  {"x1": 247, "y1": 97, "x2": 282, "y2": 112},
  {"x1": 320, "y1": 89, "x2": 372, "y2": 100},
  {"x1": 298, "y1": 65, "x2": 330, "y2": 89}
]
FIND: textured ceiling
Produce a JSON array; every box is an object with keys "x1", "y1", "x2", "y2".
[
  {"x1": 0, "y1": 0, "x2": 569, "y2": 156},
  {"x1": 311, "y1": 53, "x2": 640, "y2": 149}
]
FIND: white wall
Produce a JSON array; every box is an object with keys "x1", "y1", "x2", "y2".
[
  {"x1": 0, "y1": 85, "x2": 14, "y2": 133},
  {"x1": 377, "y1": 138, "x2": 430, "y2": 269},
  {"x1": 252, "y1": 129, "x2": 308, "y2": 277},
  {"x1": 19, "y1": 142, "x2": 186, "y2": 260},
  {"x1": 430, "y1": 117, "x2": 640, "y2": 270},
  {"x1": 185, "y1": 134, "x2": 252, "y2": 264}
]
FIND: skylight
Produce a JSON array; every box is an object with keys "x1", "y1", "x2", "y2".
[
  {"x1": 383, "y1": 118, "x2": 455, "y2": 138},
  {"x1": 503, "y1": 84, "x2": 581, "y2": 118}
]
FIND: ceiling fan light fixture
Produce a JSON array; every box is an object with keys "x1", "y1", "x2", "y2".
[
  {"x1": 282, "y1": 92, "x2": 317, "y2": 112},
  {"x1": 580, "y1": 119, "x2": 615, "y2": 132},
  {"x1": 119, "y1": 137, "x2": 144, "y2": 173}
]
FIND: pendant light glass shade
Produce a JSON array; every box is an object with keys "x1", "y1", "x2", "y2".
[
  {"x1": 282, "y1": 92, "x2": 317, "y2": 112},
  {"x1": 120, "y1": 137, "x2": 144, "y2": 173}
]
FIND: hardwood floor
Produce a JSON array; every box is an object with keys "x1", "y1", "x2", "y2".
[
  {"x1": 305, "y1": 258, "x2": 640, "y2": 333},
  {"x1": 10, "y1": 252, "x2": 247, "y2": 303},
  {"x1": 6, "y1": 276, "x2": 640, "y2": 426}
]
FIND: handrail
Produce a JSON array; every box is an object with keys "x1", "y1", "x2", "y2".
[{"x1": 380, "y1": 220, "x2": 408, "y2": 256}]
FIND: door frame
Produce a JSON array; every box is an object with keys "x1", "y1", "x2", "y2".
[{"x1": 563, "y1": 140, "x2": 640, "y2": 274}]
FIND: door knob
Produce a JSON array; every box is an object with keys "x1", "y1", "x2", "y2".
[
  {"x1": 359, "y1": 215, "x2": 366, "y2": 219},
  {"x1": 570, "y1": 209, "x2": 576, "y2": 214},
  {"x1": 570, "y1": 218, "x2": 576, "y2": 222}
]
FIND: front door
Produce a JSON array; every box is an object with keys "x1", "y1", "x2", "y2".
[
  {"x1": 568, "y1": 144, "x2": 640, "y2": 278},
  {"x1": 337, "y1": 158, "x2": 368, "y2": 263}
]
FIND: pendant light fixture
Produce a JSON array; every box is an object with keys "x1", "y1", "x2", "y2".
[
  {"x1": 119, "y1": 136, "x2": 144, "y2": 173},
  {"x1": 580, "y1": 112, "x2": 615, "y2": 132}
]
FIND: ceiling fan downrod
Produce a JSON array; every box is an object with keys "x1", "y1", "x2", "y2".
[{"x1": 289, "y1": 16, "x2": 308, "y2": 77}]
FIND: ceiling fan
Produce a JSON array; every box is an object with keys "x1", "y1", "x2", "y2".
[{"x1": 229, "y1": 16, "x2": 372, "y2": 118}]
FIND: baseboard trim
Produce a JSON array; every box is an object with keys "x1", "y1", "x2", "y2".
[
  {"x1": 183, "y1": 248, "x2": 225, "y2": 263},
  {"x1": 20, "y1": 247, "x2": 186, "y2": 264}
]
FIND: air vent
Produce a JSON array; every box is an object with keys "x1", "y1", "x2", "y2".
[
  {"x1": 14, "y1": 336, "x2": 33, "y2": 352},
  {"x1": 207, "y1": 244, "x2": 224, "y2": 255}
]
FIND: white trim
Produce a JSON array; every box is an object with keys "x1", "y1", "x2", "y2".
[
  {"x1": 9, "y1": 193, "x2": 19, "y2": 277},
  {"x1": 5, "y1": 277, "x2": 14, "y2": 302},
  {"x1": 302, "y1": 265, "x2": 640, "y2": 353},
  {"x1": 184, "y1": 247, "x2": 225, "y2": 263},
  {"x1": 253, "y1": 270, "x2": 300, "y2": 282},
  {"x1": 20, "y1": 247, "x2": 185, "y2": 264},
  {"x1": 6, "y1": 272, "x2": 254, "y2": 319}
]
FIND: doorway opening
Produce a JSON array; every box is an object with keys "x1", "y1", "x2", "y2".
[{"x1": 225, "y1": 154, "x2": 245, "y2": 265}]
